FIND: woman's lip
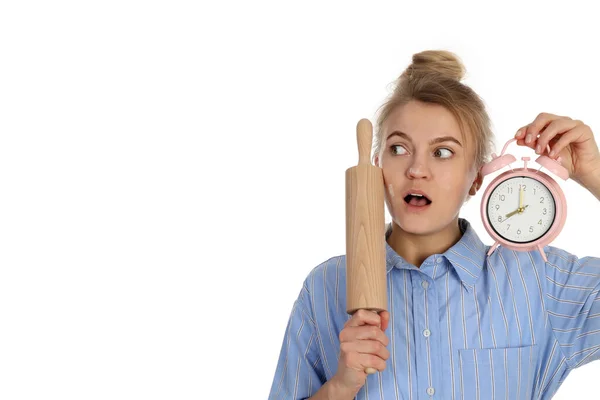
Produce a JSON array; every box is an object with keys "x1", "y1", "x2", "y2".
[
  {"x1": 403, "y1": 200, "x2": 432, "y2": 212},
  {"x1": 402, "y1": 190, "x2": 431, "y2": 201}
]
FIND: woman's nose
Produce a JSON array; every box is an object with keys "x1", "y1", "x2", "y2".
[{"x1": 406, "y1": 161, "x2": 430, "y2": 179}]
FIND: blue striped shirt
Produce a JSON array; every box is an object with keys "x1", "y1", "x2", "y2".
[{"x1": 268, "y1": 218, "x2": 600, "y2": 399}]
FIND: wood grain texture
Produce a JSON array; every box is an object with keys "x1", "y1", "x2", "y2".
[{"x1": 345, "y1": 119, "x2": 387, "y2": 315}]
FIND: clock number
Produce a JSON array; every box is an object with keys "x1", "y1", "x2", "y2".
[
  {"x1": 500, "y1": 195, "x2": 506, "y2": 201},
  {"x1": 508, "y1": 187, "x2": 513, "y2": 194},
  {"x1": 529, "y1": 226, "x2": 534, "y2": 233},
  {"x1": 498, "y1": 216, "x2": 502, "y2": 222},
  {"x1": 495, "y1": 204, "x2": 500, "y2": 210},
  {"x1": 538, "y1": 219, "x2": 542, "y2": 225},
  {"x1": 507, "y1": 224, "x2": 510, "y2": 230},
  {"x1": 540, "y1": 197, "x2": 544, "y2": 203},
  {"x1": 534, "y1": 188, "x2": 537, "y2": 195},
  {"x1": 543, "y1": 208, "x2": 547, "y2": 215},
  {"x1": 517, "y1": 229, "x2": 521, "y2": 234},
  {"x1": 519, "y1": 184, "x2": 527, "y2": 191}
]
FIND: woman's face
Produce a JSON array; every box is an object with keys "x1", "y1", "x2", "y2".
[{"x1": 374, "y1": 100, "x2": 481, "y2": 236}]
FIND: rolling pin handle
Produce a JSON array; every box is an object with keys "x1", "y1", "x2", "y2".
[{"x1": 357, "y1": 119, "x2": 373, "y2": 166}]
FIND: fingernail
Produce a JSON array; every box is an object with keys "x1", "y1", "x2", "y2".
[
  {"x1": 515, "y1": 129, "x2": 521, "y2": 138},
  {"x1": 536, "y1": 144, "x2": 541, "y2": 154},
  {"x1": 526, "y1": 134, "x2": 532, "y2": 144}
]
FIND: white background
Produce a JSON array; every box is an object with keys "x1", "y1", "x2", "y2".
[{"x1": 1, "y1": 0, "x2": 599, "y2": 399}]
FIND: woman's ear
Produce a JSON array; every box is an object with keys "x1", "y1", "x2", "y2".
[{"x1": 469, "y1": 171, "x2": 483, "y2": 195}]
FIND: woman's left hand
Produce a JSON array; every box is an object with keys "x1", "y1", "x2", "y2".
[{"x1": 514, "y1": 113, "x2": 600, "y2": 187}]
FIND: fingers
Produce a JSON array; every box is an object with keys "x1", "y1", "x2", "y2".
[
  {"x1": 340, "y1": 339, "x2": 390, "y2": 361},
  {"x1": 548, "y1": 126, "x2": 587, "y2": 158},
  {"x1": 520, "y1": 113, "x2": 569, "y2": 144},
  {"x1": 515, "y1": 114, "x2": 582, "y2": 158},
  {"x1": 340, "y1": 324, "x2": 389, "y2": 347},
  {"x1": 515, "y1": 138, "x2": 535, "y2": 152},
  {"x1": 339, "y1": 340, "x2": 389, "y2": 374},
  {"x1": 335, "y1": 309, "x2": 392, "y2": 387},
  {"x1": 515, "y1": 126, "x2": 540, "y2": 151},
  {"x1": 534, "y1": 119, "x2": 580, "y2": 156},
  {"x1": 380, "y1": 311, "x2": 390, "y2": 332},
  {"x1": 342, "y1": 351, "x2": 388, "y2": 374},
  {"x1": 344, "y1": 309, "x2": 383, "y2": 328}
]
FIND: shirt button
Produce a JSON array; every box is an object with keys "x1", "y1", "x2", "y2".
[
  {"x1": 423, "y1": 329, "x2": 431, "y2": 337},
  {"x1": 427, "y1": 387, "x2": 435, "y2": 395},
  {"x1": 422, "y1": 281, "x2": 429, "y2": 289}
]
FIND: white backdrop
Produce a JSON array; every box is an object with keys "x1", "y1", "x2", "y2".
[{"x1": 1, "y1": 0, "x2": 599, "y2": 399}]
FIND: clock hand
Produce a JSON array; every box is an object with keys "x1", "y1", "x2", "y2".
[
  {"x1": 504, "y1": 205, "x2": 529, "y2": 221},
  {"x1": 504, "y1": 209, "x2": 520, "y2": 220},
  {"x1": 519, "y1": 186, "x2": 524, "y2": 209}
]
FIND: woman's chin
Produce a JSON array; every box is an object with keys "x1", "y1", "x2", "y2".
[{"x1": 393, "y1": 216, "x2": 434, "y2": 236}]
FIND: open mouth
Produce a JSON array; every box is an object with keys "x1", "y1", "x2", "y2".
[{"x1": 403, "y1": 193, "x2": 432, "y2": 207}]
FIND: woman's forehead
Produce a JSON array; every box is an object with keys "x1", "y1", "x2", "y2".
[{"x1": 383, "y1": 102, "x2": 463, "y2": 142}]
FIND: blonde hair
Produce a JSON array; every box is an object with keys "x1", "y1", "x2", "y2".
[{"x1": 372, "y1": 50, "x2": 495, "y2": 172}]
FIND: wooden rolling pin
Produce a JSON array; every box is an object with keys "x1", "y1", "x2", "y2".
[{"x1": 345, "y1": 118, "x2": 388, "y2": 375}]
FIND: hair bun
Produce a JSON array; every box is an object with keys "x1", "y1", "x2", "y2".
[{"x1": 406, "y1": 50, "x2": 466, "y2": 82}]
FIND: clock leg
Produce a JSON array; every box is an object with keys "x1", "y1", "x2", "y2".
[
  {"x1": 487, "y1": 242, "x2": 500, "y2": 257},
  {"x1": 537, "y1": 245, "x2": 548, "y2": 263}
]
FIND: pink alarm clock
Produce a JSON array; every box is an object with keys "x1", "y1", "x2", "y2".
[{"x1": 480, "y1": 138, "x2": 569, "y2": 262}]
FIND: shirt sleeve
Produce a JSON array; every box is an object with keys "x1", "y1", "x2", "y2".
[
  {"x1": 544, "y1": 247, "x2": 600, "y2": 369},
  {"x1": 268, "y1": 279, "x2": 326, "y2": 400}
]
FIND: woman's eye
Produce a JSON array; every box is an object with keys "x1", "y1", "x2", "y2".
[
  {"x1": 391, "y1": 145, "x2": 408, "y2": 155},
  {"x1": 434, "y1": 148, "x2": 453, "y2": 158}
]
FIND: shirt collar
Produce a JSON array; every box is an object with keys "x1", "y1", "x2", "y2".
[{"x1": 384, "y1": 218, "x2": 489, "y2": 291}]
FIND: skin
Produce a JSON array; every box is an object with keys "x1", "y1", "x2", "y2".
[
  {"x1": 373, "y1": 100, "x2": 482, "y2": 268},
  {"x1": 323, "y1": 310, "x2": 390, "y2": 399},
  {"x1": 319, "y1": 107, "x2": 600, "y2": 400},
  {"x1": 515, "y1": 113, "x2": 600, "y2": 201}
]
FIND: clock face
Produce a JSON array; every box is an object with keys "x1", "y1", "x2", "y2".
[{"x1": 486, "y1": 176, "x2": 556, "y2": 243}]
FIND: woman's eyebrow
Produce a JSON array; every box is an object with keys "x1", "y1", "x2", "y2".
[
  {"x1": 430, "y1": 136, "x2": 463, "y2": 147},
  {"x1": 386, "y1": 131, "x2": 462, "y2": 147}
]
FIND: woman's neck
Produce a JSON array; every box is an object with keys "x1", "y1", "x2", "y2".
[{"x1": 386, "y1": 218, "x2": 463, "y2": 268}]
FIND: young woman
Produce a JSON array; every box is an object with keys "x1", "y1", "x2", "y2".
[{"x1": 269, "y1": 50, "x2": 600, "y2": 400}]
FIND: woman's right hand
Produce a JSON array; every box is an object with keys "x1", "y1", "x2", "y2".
[{"x1": 330, "y1": 309, "x2": 390, "y2": 398}]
